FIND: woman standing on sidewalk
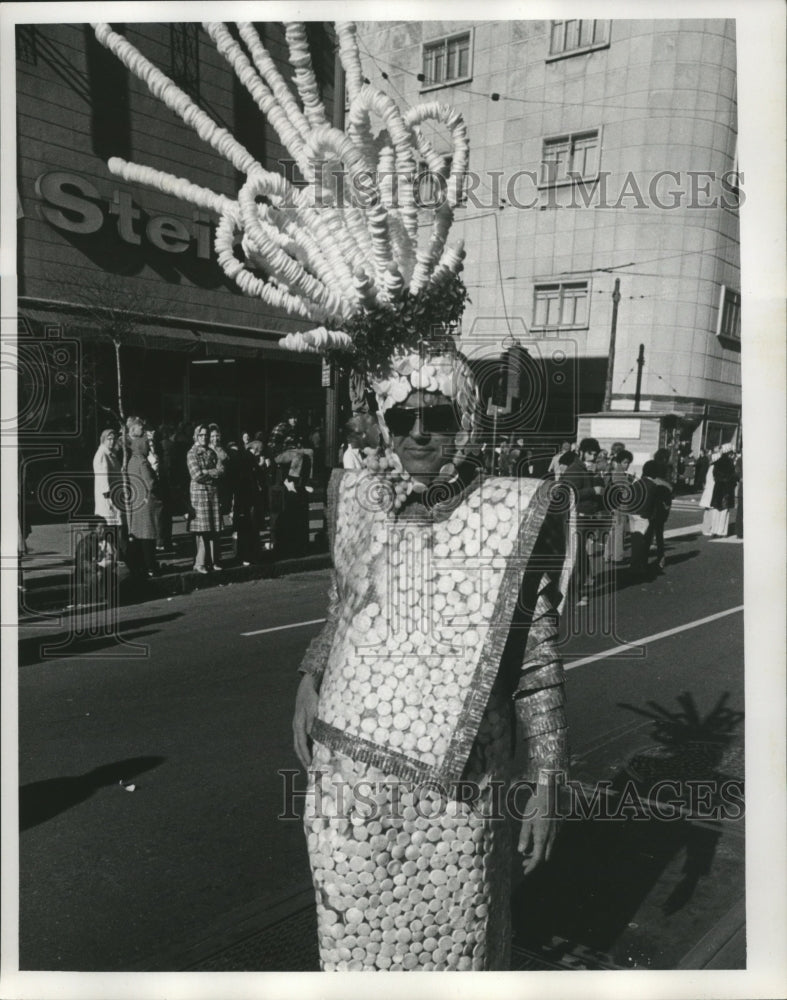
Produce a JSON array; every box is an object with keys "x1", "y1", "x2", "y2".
[
  {"x1": 604, "y1": 448, "x2": 633, "y2": 563},
  {"x1": 709, "y1": 447, "x2": 738, "y2": 538},
  {"x1": 700, "y1": 450, "x2": 720, "y2": 536},
  {"x1": 126, "y1": 435, "x2": 163, "y2": 578},
  {"x1": 92, "y1": 428, "x2": 123, "y2": 563},
  {"x1": 209, "y1": 424, "x2": 233, "y2": 520},
  {"x1": 187, "y1": 424, "x2": 223, "y2": 573}
]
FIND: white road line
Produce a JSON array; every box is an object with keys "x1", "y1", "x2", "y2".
[
  {"x1": 241, "y1": 618, "x2": 326, "y2": 637},
  {"x1": 565, "y1": 605, "x2": 743, "y2": 671},
  {"x1": 664, "y1": 523, "x2": 705, "y2": 539}
]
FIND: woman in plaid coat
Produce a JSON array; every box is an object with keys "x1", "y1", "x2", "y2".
[{"x1": 187, "y1": 424, "x2": 223, "y2": 573}]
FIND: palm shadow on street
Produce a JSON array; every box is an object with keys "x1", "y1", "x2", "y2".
[
  {"x1": 510, "y1": 691, "x2": 745, "y2": 969},
  {"x1": 20, "y1": 756, "x2": 166, "y2": 831}
]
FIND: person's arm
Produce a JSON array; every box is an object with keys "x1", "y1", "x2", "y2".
[
  {"x1": 510, "y1": 513, "x2": 569, "y2": 875},
  {"x1": 293, "y1": 469, "x2": 344, "y2": 768},
  {"x1": 293, "y1": 571, "x2": 341, "y2": 768},
  {"x1": 187, "y1": 448, "x2": 215, "y2": 485},
  {"x1": 132, "y1": 453, "x2": 157, "y2": 501},
  {"x1": 514, "y1": 591, "x2": 568, "y2": 874},
  {"x1": 94, "y1": 451, "x2": 110, "y2": 498}
]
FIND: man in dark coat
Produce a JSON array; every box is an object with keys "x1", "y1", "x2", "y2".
[
  {"x1": 558, "y1": 437, "x2": 605, "y2": 606},
  {"x1": 127, "y1": 436, "x2": 163, "y2": 579},
  {"x1": 694, "y1": 448, "x2": 710, "y2": 491},
  {"x1": 642, "y1": 459, "x2": 673, "y2": 572}
]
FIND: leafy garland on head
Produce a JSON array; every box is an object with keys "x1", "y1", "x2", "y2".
[{"x1": 324, "y1": 271, "x2": 470, "y2": 380}]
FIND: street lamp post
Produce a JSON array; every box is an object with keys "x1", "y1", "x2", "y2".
[
  {"x1": 602, "y1": 278, "x2": 621, "y2": 411},
  {"x1": 324, "y1": 49, "x2": 346, "y2": 471},
  {"x1": 634, "y1": 343, "x2": 645, "y2": 412}
]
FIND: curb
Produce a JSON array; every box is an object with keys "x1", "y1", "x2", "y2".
[
  {"x1": 677, "y1": 898, "x2": 746, "y2": 969},
  {"x1": 18, "y1": 553, "x2": 332, "y2": 613}
]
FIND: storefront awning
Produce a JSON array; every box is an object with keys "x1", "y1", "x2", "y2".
[{"x1": 17, "y1": 304, "x2": 319, "y2": 366}]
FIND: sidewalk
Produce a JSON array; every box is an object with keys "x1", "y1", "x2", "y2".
[
  {"x1": 17, "y1": 512, "x2": 331, "y2": 614},
  {"x1": 17, "y1": 491, "x2": 735, "y2": 615}
]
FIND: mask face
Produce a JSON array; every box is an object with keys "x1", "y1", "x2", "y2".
[{"x1": 389, "y1": 391, "x2": 460, "y2": 479}]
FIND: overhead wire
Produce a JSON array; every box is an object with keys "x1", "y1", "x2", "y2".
[
  {"x1": 345, "y1": 27, "x2": 739, "y2": 334},
  {"x1": 357, "y1": 39, "x2": 738, "y2": 133}
]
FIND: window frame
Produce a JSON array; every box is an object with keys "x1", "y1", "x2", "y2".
[
  {"x1": 716, "y1": 285, "x2": 741, "y2": 348},
  {"x1": 539, "y1": 128, "x2": 602, "y2": 188},
  {"x1": 546, "y1": 19, "x2": 611, "y2": 61},
  {"x1": 415, "y1": 156, "x2": 454, "y2": 208},
  {"x1": 532, "y1": 279, "x2": 592, "y2": 331},
  {"x1": 420, "y1": 28, "x2": 474, "y2": 93}
]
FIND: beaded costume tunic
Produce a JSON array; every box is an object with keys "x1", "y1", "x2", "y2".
[{"x1": 300, "y1": 470, "x2": 573, "y2": 971}]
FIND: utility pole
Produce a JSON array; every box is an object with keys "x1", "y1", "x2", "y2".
[
  {"x1": 602, "y1": 278, "x2": 621, "y2": 411},
  {"x1": 324, "y1": 47, "x2": 345, "y2": 470},
  {"x1": 634, "y1": 343, "x2": 645, "y2": 411}
]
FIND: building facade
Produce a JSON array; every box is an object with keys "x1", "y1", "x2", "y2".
[
  {"x1": 357, "y1": 19, "x2": 742, "y2": 452},
  {"x1": 17, "y1": 18, "x2": 742, "y2": 479},
  {"x1": 16, "y1": 22, "x2": 338, "y2": 473}
]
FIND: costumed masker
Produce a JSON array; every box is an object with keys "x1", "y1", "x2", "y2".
[{"x1": 91, "y1": 19, "x2": 576, "y2": 971}]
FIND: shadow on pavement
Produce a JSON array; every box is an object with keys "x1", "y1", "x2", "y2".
[
  {"x1": 20, "y1": 755, "x2": 166, "y2": 830},
  {"x1": 510, "y1": 691, "x2": 745, "y2": 969},
  {"x1": 609, "y1": 548, "x2": 701, "y2": 594},
  {"x1": 17, "y1": 612, "x2": 183, "y2": 666}
]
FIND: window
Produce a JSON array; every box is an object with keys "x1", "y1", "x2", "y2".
[
  {"x1": 170, "y1": 23, "x2": 200, "y2": 94},
  {"x1": 533, "y1": 282, "x2": 589, "y2": 329},
  {"x1": 548, "y1": 20, "x2": 610, "y2": 58},
  {"x1": 415, "y1": 156, "x2": 453, "y2": 208},
  {"x1": 717, "y1": 286, "x2": 741, "y2": 345},
  {"x1": 422, "y1": 31, "x2": 472, "y2": 89},
  {"x1": 541, "y1": 131, "x2": 600, "y2": 185}
]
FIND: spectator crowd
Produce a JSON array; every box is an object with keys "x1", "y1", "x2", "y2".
[
  {"x1": 78, "y1": 410, "x2": 742, "y2": 610},
  {"x1": 85, "y1": 409, "x2": 326, "y2": 590}
]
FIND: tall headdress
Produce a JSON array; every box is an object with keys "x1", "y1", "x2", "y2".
[{"x1": 91, "y1": 21, "x2": 480, "y2": 497}]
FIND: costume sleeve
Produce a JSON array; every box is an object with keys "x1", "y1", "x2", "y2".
[
  {"x1": 511, "y1": 510, "x2": 570, "y2": 781},
  {"x1": 297, "y1": 571, "x2": 341, "y2": 690},
  {"x1": 297, "y1": 469, "x2": 344, "y2": 690}
]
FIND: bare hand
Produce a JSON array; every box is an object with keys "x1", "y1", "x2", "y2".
[
  {"x1": 293, "y1": 673, "x2": 319, "y2": 769},
  {"x1": 517, "y1": 786, "x2": 562, "y2": 875}
]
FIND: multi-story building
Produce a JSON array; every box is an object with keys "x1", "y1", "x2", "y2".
[
  {"x1": 357, "y1": 19, "x2": 741, "y2": 453},
  {"x1": 16, "y1": 18, "x2": 742, "y2": 475}
]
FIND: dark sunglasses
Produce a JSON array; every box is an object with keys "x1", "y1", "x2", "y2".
[{"x1": 384, "y1": 404, "x2": 459, "y2": 436}]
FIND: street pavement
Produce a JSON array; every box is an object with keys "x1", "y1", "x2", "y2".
[{"x1": 16, "y1": 513, "x2": 744, "y2": 971}]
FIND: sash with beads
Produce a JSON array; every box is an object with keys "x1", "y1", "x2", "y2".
[{"x1": 311, "y1": 470, "x2": 573, "y2": 783}]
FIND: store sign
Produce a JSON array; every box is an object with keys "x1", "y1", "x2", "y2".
[
  {"x1": 35, "y1": 171, "x2": 213, "y2": 260},
  {"x1": 589, "y1": 417, "x2": 642, "y2": 439}
]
